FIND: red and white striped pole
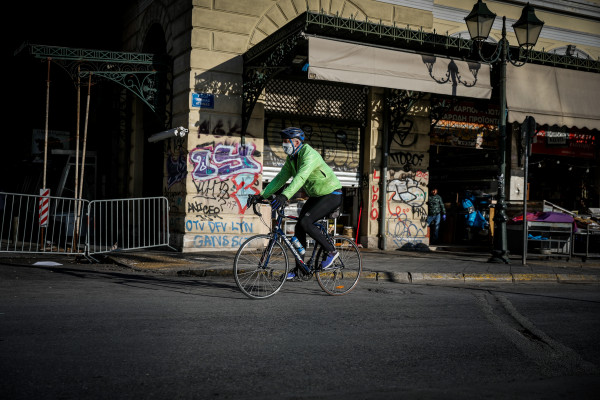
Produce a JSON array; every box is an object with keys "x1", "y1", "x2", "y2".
[{"x1": 39, "y1": 188, "x2": 50, "y2": 249}]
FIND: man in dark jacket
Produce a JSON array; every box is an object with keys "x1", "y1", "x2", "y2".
[{"x1": 427, "y1": 188, "x2": 446, "y2": 244}]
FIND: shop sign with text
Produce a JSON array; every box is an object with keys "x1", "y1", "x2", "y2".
[
  {"x1": 431, "y1": 100, "x2": 499, "y2": 149},
  {"x1": 532, "y1": 128, "x2": 596, "y2": 158}
]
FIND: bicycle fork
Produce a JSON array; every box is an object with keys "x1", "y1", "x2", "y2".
[{"x1": 259, "y1": 238, "x2": 278, "y2": 269}]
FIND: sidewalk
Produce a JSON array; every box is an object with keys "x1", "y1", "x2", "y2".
[
  {"x1": 2, "y1": 245, "x2": 598, "y2": 284},
  {"x1": 100, "y1": 245, "x2": 600, "y2": 284}
]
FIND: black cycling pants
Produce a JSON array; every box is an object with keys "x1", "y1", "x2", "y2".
[{"x1": 295, "y1": 193, "x2": 342, "y2": 253}]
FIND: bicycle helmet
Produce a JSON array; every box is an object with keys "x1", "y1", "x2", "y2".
[{"x1": 280, "y1": 127, "x2": 305, "y2": 142}]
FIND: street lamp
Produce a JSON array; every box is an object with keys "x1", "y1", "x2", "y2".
[{"x1": 465, "y1": 0, "x2": 544, "y2": 264}]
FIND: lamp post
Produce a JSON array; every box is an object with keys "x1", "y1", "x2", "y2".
[{"x1": 464, "y1": 0, "x2": 543, "y2": 264}]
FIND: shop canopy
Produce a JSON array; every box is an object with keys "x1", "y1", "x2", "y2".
[
  {"x1": 242, "y1": 11, "x2": 599, "y2": 134},
  {"x1": 307, "y1": 36, "x2": 492, "y2": 99},
  {"x1": 507, "y1": 62, "x2": 600, "y2": 130}
]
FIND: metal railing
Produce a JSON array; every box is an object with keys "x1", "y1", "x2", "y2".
[
  {"x1": 0, "y1": 192, "x2": 88, "y2": 255},
  {"x1": 0, "y1": 192, "x2": 171, "y2": 258},
  {"x1": 87, "y1": 197, "x2": 170, "y2": 255}
]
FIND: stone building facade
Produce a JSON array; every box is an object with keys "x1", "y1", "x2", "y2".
[{"x1": 116, "y1": 0, "x2": 600, "y2": 252}]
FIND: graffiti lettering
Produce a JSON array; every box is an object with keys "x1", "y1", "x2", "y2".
[
  {"x1": 167, "y1": 152, "x2": 187, "y2": 188},
  {"x1": 387, "y1": 178, "x2": 426, "y2": 208},
  {"x1": 389, "y1": 151, "x2": 425, "y2": 168},
  {"x1": 192, "y1": 180, "x2": 229, "y2": 202},
  {"x1": 189, "y1": 142, "x2": 261, "y2": 182},
  {"x1": 370, "y1": 169, "x2": 380, "y2": 220},
  {"x1": 185, "y1": 219, "x2": 254, "y2": 234},
  {"x1": 189, "y1": 142, "x2": 261, "y2": 214},
  {"x1": 231, "y1": 221, "x2": 253, "y2": 233},
  {"x1": 197, "y1": 118, "x2": 241, "y2": 137},
  {"x1": 187, "y1": 201, "x2": 221, "y2": 219},
  {"x1": 390, "y1": 215, "x2": 427, "y2": 247},
  {"x1": 193, "y1": 235, "x2": 243, "y2": 248},
  {"x1": 385, "y1": 170, "x2": 430, "y2": 246}
]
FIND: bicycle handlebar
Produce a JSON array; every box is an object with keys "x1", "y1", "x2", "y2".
[{"x1": 251, "y1": 196, "x2": 288, "y2": 219}]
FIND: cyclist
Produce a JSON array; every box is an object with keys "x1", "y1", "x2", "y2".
[{"x1": 247, "y1": 127, "x2": 343, "y2": 279}]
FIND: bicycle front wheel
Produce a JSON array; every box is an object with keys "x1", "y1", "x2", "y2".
[
  {"x1": 316, "y1": 236, "x2": 362, "y2": 295},
  {"x1": 233, "y1": 234, "x2": 289, "y2": 299}
]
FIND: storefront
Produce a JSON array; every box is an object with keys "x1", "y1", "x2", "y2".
[
  {"x1": 528, "y1": 127, "x2": 597, "y2": 211},
  {"x1": 428, "y1": 97, "x2": 501, "y2": 244},
  {"x1": 506, "y1": 62, "x2": 600, "y2": 213}
]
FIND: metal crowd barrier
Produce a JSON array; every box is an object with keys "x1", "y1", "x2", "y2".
[
  {"x1": 0, "y1": 192, "x2": 88, "y2": 255},
  {"x1": 87, "y1": 197, "x2": 170, "y2": 255},
  {"x1": 0, "y1": 193, "x2": 170, "y2": 258}
]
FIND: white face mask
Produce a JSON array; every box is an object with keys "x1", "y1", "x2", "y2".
[{"x1": 282, "y1": 142, "x2": 295, "y2": 155}]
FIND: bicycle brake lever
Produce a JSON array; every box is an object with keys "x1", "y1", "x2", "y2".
[{"x1": 252, "y1": 202, "x2": 262, "y2": 217}]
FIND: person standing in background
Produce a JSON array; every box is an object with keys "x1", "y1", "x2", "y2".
[{"x1": 427, "y1": 188, "x2": 446, "y2": 245}]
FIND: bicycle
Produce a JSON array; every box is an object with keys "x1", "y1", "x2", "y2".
[{"x1": 233, "y1": 198, "x2": 362, "y2": 299}]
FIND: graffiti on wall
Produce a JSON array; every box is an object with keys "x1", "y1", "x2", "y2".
[
  {"x1": 386, "y1": 170, "x2": 429, "y2": 246},
  {"x1": 188, "y1": 141, "x2": 262, "y2": 215},
  {"x1": 184, "y1": 220, "x2": 256, "y2": 248},
  {"x1": 196, "y1": 118, "x2": 242, "y2": 138},
  {"x1": 167, "y1": 151, "x2": 187, "y2": 188},
  {"x1": 164, "y1": 142, "x2": 188, "y2": 213},
  {"x1": 389, "y1": 151, "x2": 425, "y2": 172},
  {"x1": 369, "y1": 168, "x2": 429, "y2": 245},
  {"x1": 390, "y1": 120, "x2": 417, "y2": 148},
  {"x1": 189, "y1": 142, "x2": 261, "y2": 181},
  {"x1": 370, "y1": 169, "x2": 380, "y2": 220}
]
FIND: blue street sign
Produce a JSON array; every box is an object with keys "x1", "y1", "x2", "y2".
[{"x1": 192, "y1": 93, "x2": 214, "y2": 109}]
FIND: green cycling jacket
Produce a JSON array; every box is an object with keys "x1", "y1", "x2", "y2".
[{"x1": 261, "y1": 144, "x2": 342, "y2": 199}]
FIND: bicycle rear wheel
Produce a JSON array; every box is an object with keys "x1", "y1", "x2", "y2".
[
  {"x1": 233, "y1": 234, "x2": 289, "y2": 299},
  {"x1": 316, "y1": 236, "x2": 362, "y2": 295}
]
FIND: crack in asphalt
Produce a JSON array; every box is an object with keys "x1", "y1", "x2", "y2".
[{"x1": 474, "y1": 290, "x2": 599, "y2": 377}]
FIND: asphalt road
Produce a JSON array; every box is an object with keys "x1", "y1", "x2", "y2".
[{"x1": 1, "y1": 261, "x2": 599, "y2": 399}]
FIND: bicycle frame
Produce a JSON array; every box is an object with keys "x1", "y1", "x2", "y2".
[{"x1": 270, "y1": 212, "x2": 327, "y2": 275}]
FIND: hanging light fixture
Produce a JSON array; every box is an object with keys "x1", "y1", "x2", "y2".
[
  {"x1": 512, "y1": 3, "x2": 545, "y2": 50},
  {"x1": 464, "y1": 0, "x2": 497, "y2": 42}
]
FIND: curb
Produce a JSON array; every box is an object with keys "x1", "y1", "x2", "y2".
[
  {"x1": 464, "y1": 273, "x2": 513, "y2": 282},
  {"x1": 172, "y1": 267, "x2": 600, "y2": 283},
  {"x1": 512, "y1": 273, "x2": 558, "y2": 282},
  {"x1": 3, "y1": 254, "x2": 598, "y2": 284},
  {"x1": 104, "y1": 255, "x2": 600, "y2": 284},
  {"x1": 557, "y1": 273, "x2": 600, "y2": 283}
]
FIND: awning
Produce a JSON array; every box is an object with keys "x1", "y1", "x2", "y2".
[
  {"x1": 307, "y1": 36, "x2": 492, "y2": 99},
  {"x1": 507, "y1": 62, "x2": 600, "y2": 130}
]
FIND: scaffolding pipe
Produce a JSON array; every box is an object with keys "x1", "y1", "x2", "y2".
[
  {"x1": 72, "y1": 66, "x2": 82, "y2": 249},
  {"x1": 43, "y1": 58, "x2": 51, "y2": 189},
  {"x1": 75, "y1": 66, "x2": 81, "y2": 202},
  {"x1": 75, "y1": 73, "x2": 93, "y2": 241},
  {"x1": 379, "y1": 90, "x2": 390, "y2": 251}
]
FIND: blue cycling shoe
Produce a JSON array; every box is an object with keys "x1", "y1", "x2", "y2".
[
  {"x1": 286, "y1": 271, "x2": 297, "y2": 280},
  {"x1": 321, "y1": 251, "x2": 339, "y2": 270}
]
